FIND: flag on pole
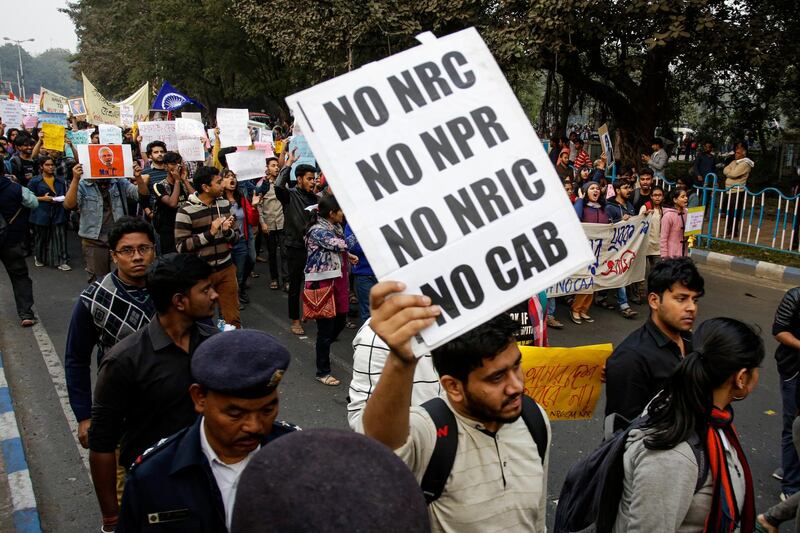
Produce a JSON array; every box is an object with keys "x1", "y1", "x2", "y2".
[{"x1": 151, "y1": 81, "x2": 203, "y2": 111}]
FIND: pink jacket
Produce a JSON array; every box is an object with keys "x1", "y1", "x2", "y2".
[{"x1": 660, "y1": 207, "x2": 687, "y2": 258}]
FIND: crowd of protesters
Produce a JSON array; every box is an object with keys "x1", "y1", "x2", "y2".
[{"x1": 0, "y1": 106, "x2": 793, "y2": 533}]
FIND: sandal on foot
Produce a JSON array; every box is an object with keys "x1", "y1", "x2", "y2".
[
  {"x1": 316, "y1": 375, "x2": 340, "y2": 386},
  {"x1": 620, "y1": 308, "x2": 638, "y2": 319},
  {"x1": 270, "y1": 281, "x2": 279, "y2": 290},
  {"x1": 569, "y1": 313, "x2": 582, "y2": 325},
  {"x1": 580, "y1": 313, "x2": 594, "y2": 323},
  {"x1": 290, "y1": 324, "x2": 305, "y2": 335}
]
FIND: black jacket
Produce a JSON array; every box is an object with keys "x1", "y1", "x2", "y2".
[
  {"x1": 774, "y1": 287, "x2": 800, "y2": 377},
  {"x1": 273, "y1": 165, "x2": 318, "y2": 249},
  {"x1": 117, "y1": 416, "x2": 297, "y2": 533}
]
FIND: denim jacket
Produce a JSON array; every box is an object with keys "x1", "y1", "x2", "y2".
[
  {"x1": 28, "y1": 175, "x2": 68, "y2": 225},
  {"x1": 76, "y1": 179, "x2": 139, "y2": 240}
]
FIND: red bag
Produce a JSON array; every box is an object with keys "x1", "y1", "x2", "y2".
[{"x1": 302, "y1": 283, "x2": 336, "y2": 320}]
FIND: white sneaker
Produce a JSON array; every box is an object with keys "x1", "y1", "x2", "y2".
[
  {"x1": 34, "y1": 259, "x2": 44, "y2": 267},
  {"x1": 58, "y1": 263, "x2": 72, "y2": 271}
]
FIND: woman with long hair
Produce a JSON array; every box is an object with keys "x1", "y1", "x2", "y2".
[
  {"x1": 660, "y1": 188, "x2": 689, "y2": 258},
  {"x1": 613, "y1": 317, "x2": 763, "y2": 532},
  {"x1": 222, "y1": 169, "x2": 259, "y2": 307},
  {"x1": 569, "y1": 181, "x2": 608, "y2": 324},
  {"x1": 28, "y1": 154, "x2": 70, "y2": 270},
  {"x1": 304, "y1": 195, "x2": 356, "y2": 386}
]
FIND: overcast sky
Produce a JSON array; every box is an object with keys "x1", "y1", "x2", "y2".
[{"x1": 3, "y1": 0, "x2": 77, "y2": 55}]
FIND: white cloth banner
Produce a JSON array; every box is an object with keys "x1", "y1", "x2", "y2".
[
  {"x1": 226, "y1": 150, "x2": 266, "y2": 181},
  {"x1": 216, "y1": 108, "x2": 250, "y2": 148},
  {"x1": 286, "y1": 27, "x2": 593, "y2": 350},
  {"x1": 547, "y1": 215, "x2": 650, "y2": 296},
  {"x1": 137, "y1": 121, "x2": 178, "y2": 152},
  {"x1": 99, "y1": 124, "x2": 123, "y2": 145}
]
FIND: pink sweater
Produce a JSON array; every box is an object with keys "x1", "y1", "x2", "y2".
[{"x1": 660, "y1": 207, "x2": 687, "y2": 258}]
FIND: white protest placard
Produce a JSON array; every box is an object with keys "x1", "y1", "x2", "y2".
[
  {"x1": 119, "y1": 104, "x2": 134, "y2": 128},
  {"x1": 684, "y1": 206, "x2": 704, "y2": 236},
  {"x1": 207, "y1": 128, "x2": 217, "y2": 146},
  {"x1": 0, "y1": 99, "x2": 23, "y2": 129},
  {"x1": 137, "y1": 121, "x2": 178, "y2": 152},
  {"x1": 176, "y1": 117, "x2": 207, "y2": 161},
  {"x1": 182, "y1": 112, "x2": 202, "y2": 122},
  {"x1": 598, "y1": 123, "x2": 614, "y2": 167},
  {"x1": 75, "y1": 144, "x2": 135, "y2": 179},
  {"x1": 286, "y1": 28, "x2": 593, "y2": 350},
  {"x1": 20, "y1": 103, "x2": 38, "y2": 117},
  {"x1": 99, "y1": 124, "x2": 123, "y2": 145},
  {"x1": 216, "y1": 108, "x2": 250, "y2": 147},
  {"x1": 226, "y1": 150, "x2": 266, "y2": 181}
]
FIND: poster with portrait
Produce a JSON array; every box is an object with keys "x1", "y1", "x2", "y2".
[
  {"x1": 75, "y1": 144, "x2": 134, "y2": 179},
  {"x1": 598, "y1": 123, "x2": 615, "y2": 168},
  {"x1": 69, "y1": 98, "x2": 87, "y2": 118}
]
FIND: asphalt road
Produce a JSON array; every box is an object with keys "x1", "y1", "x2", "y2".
[{"x1": 0, "y1": 236, "x2": 794, "y2": 531}]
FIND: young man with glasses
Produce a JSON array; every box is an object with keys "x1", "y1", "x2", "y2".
[{"x1": 65, "y1": 217, "x2": 158, "y2": 451}]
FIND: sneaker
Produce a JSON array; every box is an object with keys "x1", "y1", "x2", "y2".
[
  {"x1": 620, "y1": 308, "x2": 638, "y2": 319},
  {"x1": 546, "y1": 316, "x2": 565, "y2": 329},
  {"x1": 780, "y1": 491, "x2": 790, "y2": 502},
  {"x1": 58, "y1": 263, "x2": 72, "y2": 271},
  {"x1": 34, "y1": 258, "x2": 44, "y2": 267},
  {"x1": 772, "y1": 468, "x2": 784, "y2": 481}
]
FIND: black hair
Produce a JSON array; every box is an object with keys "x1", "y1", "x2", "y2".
[
  {"x1": 145, "y1": 140, "x2": 167, "y2": 155},
  {"x1": 295, "y1": 164, "x2": 316, "y2": 180},
  {"x1": 650, "y1": 185, "x2": 665, "y2": 207},
  {"x1": 574, "y1": 138, "x2": 584, "y2": 146},
  {"x1": 612, "y1": 178, "x2": 633, "y2": 193},
  {"x1": 37, "y1": 154, "x2": 55, "y2": 167},
  {"x1": 639, "y1": 167, "x2": 653, "y2": 177},
  {"x1": 193, "y1": 165, "x2": 220, "y2": 193},
  {"x1": 651, "y1": 137, "x2": 663, "y2": 147},
  {"x1": 221, "y1": 169, "x2": 244, "y2": 204},
  {"x1": 559, "y1": 136, "x2": 569, "y2": 146},
  {"x1": 108, "y1": 216, "x2": 155, "y2": 251},
  {"x1": 266, "y1": 156, "x2": 278, "y2": 167},
  {"x1": 162, "y1": 151, "x2": 183, "y2": 165},
  {"x1": 6, "y1": 128, "x2": 18, "y2": 138},
  {"x1": 644, "y1": 317, "x2": 764, "y2": 449},
  {"x1": 647, "y1": 257, "x2": 704, "y2": 299},
  {"x1": 13, "y1": 133, "x2": 34, "y2": 147},
  {"x1": 664, "y1": 187, "x2": 687, "y2": 208},
  {"x1": 318, "y1": 194, "x2": 340, "y2": 219},
  {"x1": 146, "y1": 253, "x2": 213, "y2": 313},
  {"x1": 218, "y1": 146, "x2": 236, "y2": 169},
  {"x1": 431, "y1": 314, "x2": 520, "y2": 383}
]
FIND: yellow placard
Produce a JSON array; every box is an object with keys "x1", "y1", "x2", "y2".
[
  {"x1": 520, "y1": 343, "x2": 613, "y2": 421},
  {"x1": 41, "y1": 123, "x2": 65, "y2": 152}
]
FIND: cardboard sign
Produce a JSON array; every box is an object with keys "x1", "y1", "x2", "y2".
[
  {"x1": 40, "y1": 88, "x2": 69, "y2": 113},
  {"x1": 68, "y1": 129, "x2": 93, "y2": 145},
  {"x1": 684, "y1": 206, "x2": 704, "y2": 236},
  {"x1": 226, "y1": 150, "x2": 266, "y2": 181},
  {"x1": 0, "y1": 99, "x2": 23, "y2": 129},
  {"x1": 520, "y1": 344, "x2": 612, "y2": 420},
  {"x1": 137, "y1": 121, "x2": 178, "y2": 152},
  {"x1": 41, "y1": 123, "x2": 66, "y2": 152},
  {"x1": 547, "y1": 215, "x2": 649, "y2": 296},
  {"x1": 598, "y1": 123, "x2": 614, "y2": 166},
  {"x1": 75, "y1": 144, "x2": 134, "y2": 178},
  {"x1": 69, "y1": 98, "x2": 87, "y2": 117},
  {"x1": 216, "y1": 108, "x2": 250, "y2": 147},
  {"x1": 99, "y1": 124, "x2": 123, "y2": 145},
  {"x1": 286, "y1": 28, "x2": 592, "y2": 350},
  {"x1": 119, "y1": 104, "x2": 134, "y2": 128}
]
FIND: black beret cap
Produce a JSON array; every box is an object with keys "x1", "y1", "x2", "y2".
[
  {"x1": 191, "y1": 329, "x2": 290, "y2": 399},
  {"x1": 231, "y1": 429, "x2": 429, "y2": 533}
]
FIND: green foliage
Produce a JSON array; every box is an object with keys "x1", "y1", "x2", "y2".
[{"x1": 0, "y1": 45, "x2": 80, "y2": 98}]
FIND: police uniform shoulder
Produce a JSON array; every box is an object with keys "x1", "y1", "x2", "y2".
[{"x1": 128, "y1": 428, "x2": 187, "y2": 472}]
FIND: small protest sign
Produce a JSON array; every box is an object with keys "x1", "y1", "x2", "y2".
[
  {"x1": 0, "y1": 99, "x2": 23, "y2": 129},
  {"x1": 137, "y1": 121, "x2": 178, "y2": 152},
  {"x1": 41, "y1": 123, "x2": 66, "y2": 152},
  {"x1": 520, "y1": 344, "x2": 613, "y2": 421},
  {"x1": 684, "y1": 206, "x2": 704, "y2": 236},
  {"x1": 68, "y1": 129, "x2": 93, "y2": 145},
  {"x1": 20, "y1": 103, "x2": 38, "y2": 117},
  {"x1": 119, "y1": 104, "x2": 134, "y2": 128},
  {"x1": 38, "y1": 112, "x2": 68, "y2": 127},
  {"x1": 175, "y1": 118, "x2": 207, "y2": 161},
  {"x1": 286, "y1": 28, "x2": 592, "y2": 350},
  {"x1": 547, "y1": 215, "x2": 649, "y2": 296},
  {"x1": 40, "y1": 88, "x2": 69, "y2": 113},
  {"x1": 69, "y1": 98, "x2": 87, "y2": 117},
  {"x1": 182, "y1": 112, "x2": 202, "y2": 122},
  {"x1": 287, "y1": 134, "x2": 316, "y2": 181},
  {"x1": 22, "y1": 116, "x2": 38, "y2": 129},
  {"x1": 75, "y1": 144, "x2": 134, "y2": 178},
  {"x1": 216, "y1": 108, "x2": 250, "y2": 147},
  {"x1": 226, "y1": 150, "x2": 266, "y2": 181},
  {"x1": 598, "y1": 123, "x2": 614, "y2": 167},
  {"x1": 99, "y1": 124, "x2": 123, "y2": 145}
]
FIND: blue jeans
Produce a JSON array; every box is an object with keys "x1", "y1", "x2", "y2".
[
  {"x1": 546, "y1": 298, "x2": 556, "y2": 317},
  {"x1": 353, "y1": 274, "x2": 378, "y2": 322},
  {"x1": 782, "y1": 374, "x2": 800, "y2": 494},
  {"x1": 617, "y1": 287, "x2": 630, "y2": 310},
  {"x1": 231, "y1": 238, "x2": 254, "y2": 290}
]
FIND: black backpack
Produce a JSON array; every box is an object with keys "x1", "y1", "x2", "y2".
[
  {"x1": 553, "y1": 418, "x2": 708, "y2": 533},
  {"x1": 420, "y1": 395, "x2": 548, "y2": 504}
]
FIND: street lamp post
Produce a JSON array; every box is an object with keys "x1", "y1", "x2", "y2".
[{"x1": 3, "y1": 38, "x2": 34, "y2": 100}]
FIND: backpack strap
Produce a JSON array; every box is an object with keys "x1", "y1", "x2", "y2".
[
  {"x1": 520, "y1": 395, "x2": 548, "y2": 463},
  {"x1": 687, "y1": 431, "x2": 709, "y2": 493},
  {"x1": 420, "y1": 397, "x2": 458, "y2": 505}
]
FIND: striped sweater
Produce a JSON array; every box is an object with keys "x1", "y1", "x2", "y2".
[{"x1": 174, "y1": 193, "x2": 239, "y2": 270}]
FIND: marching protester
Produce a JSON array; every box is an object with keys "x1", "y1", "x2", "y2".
[
  {"x1": 570, "y1": 181, "x2": 608, "y2": 324},
  {"x1": 603, "y1": 178, "x2": 638, "y2": 319},
  {"x1": 175, "y1": 165, "x2": 241, "y2": 328},
  {"x1": 221, "y1": 169, "x2": 259, "y2": 308},
  {"x1": 151, "y1": 151, "x2": 194, "y2": 254},
  {"x1": 613, "y1": 317, "x2": 761, "y2": 532},
  {"x1": 274, "y1": 157, "x2": 319, "y2": 335},
  {"x1": 605, "y1": 257, "x2": 704, "y2": 431},
  {"x1": 88, "y1": 253, "x2": 218, "y2": 532},
  {"x1": 65, "y1": 217, "x2": 156, "y2": 449},
  {"x1": 0, "y1": 170, "x2": 38, "y2": 326},
  {"x1": 27, "y1": 155, "x2": 70, "y2": 270},
  {"x1": 632, "y1": 168, "x2": 654, "y2": 212},
  {"x1": 345, "y1": 222, "x2": 376, "y2": 325},
  {"x1": 304, "y1": 195, "x2": 354, "y2": 386},
  {"x1": 253, "y1": 157, "x2": 287, "y2": 291},
  {"x1": 660, "y1": 188, "x2": 689, "y2": 258},
  {"x1": 64, "y1": 163, "x2": 150, "y2": 283},
  {"x1": 361, "y1": 281, "x2": 550, "y2": 532},
  {"x1": 116, "y1": 330, "x2": 297, "y2": 532},
  {"x1": 640, "y1": 185, "x2": 664, "y2": 269},
  {"x1": 9, "y1": 133, "x2": 38, "y2": 186}
]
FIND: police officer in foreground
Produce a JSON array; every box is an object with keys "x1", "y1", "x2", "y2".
[{"x1": 115, "y1": 329, "x2": 297, "y2": 532}]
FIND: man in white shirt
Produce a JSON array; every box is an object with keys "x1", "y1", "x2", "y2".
[
  {"x1": 115, "y1": 329, "x2": 297, "y2": 532},
  {"x1": 361, "y1": 281, "x2": 551, "y2": 533}
]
